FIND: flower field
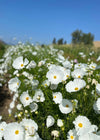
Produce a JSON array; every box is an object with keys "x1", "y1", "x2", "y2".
[{"x1": 0, "y1": 43, "x2": 100, "y2": 140}]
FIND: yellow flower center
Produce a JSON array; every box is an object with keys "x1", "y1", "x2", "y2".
[
  {"x1": 78, "y1": 75, "x2": 81, "y2": 78},
  {"x1": 21, "y1": 64, "x2": 24, "y2": 67},
  {"x1": 25, "y1": 126, "x2": 28, "y2": 130},
  {"x1": 15, "y1": 130, "x2": 19, "y2": 135},
  {"x1": 45, "y1": 84, "x2": 47, "y2": 86},
  {"x1": 92, "y1": 66, "x2": 95, "y2": 69},
  {"x1": 78, "y1": 123, "x2": 83, "y2": 128},
  {"x1": 75, "y1": 87, "x2": 79, "y2": 91},
  {"x1": 54, "y1": 75, "x2": 57, "y2": 79},
  {"x1": 1, "y1": 128, "x2": 3, "y2": 131},
  {"x1": 17, "y1": 82, "x2": 19, "y2": 85},
  {"x1": 37, "y1": 96, "x2": 40, "y2": 100},
  {"x1": 66, "y1": 104, "x2": 69, "y2": 107},
  {"x1": 66, "y1": 75, "x2": 69, "y2": 78},
  {"x1": 54, "y1": 96, "x2": 56, "y2": 98},
  {"x1": 26, "y1": 97, "x2": 29, "y2": 100},
  {"x1": 70, "y1": 135, "x2": 74, "y2": 139}
]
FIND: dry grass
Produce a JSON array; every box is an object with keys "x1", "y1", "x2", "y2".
[
  {"x1": 56, "y1": 41, "x2": 100, "y2": 48},
  {"x1": 93, "y1": 41, "x2": 100, "y2": 48}
]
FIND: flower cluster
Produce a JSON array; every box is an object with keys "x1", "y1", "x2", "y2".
[{"x1": 0, "y1": 43, "x2": 100, "y2": 140}]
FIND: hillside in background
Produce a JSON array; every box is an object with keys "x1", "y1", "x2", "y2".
[
  {"x1": 0, "y1": 40, "x2": 7, "y2": 58},
  {"x1": 0, "y1": 40, "x2": 6, "y2": 45},
  {"x1": 93, "y1": 41, "x2": 100, "y2": 48},
  {"x1": 0, "y1": 39, "x2": 100, "y2": 49}
]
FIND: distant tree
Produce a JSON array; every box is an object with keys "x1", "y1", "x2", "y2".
[
  {"x1": 0, "y1": 40, "x2": 6, "y2": 50},
  {"x1": 0, "y1": 40, "x2": 6, "y2": 58},
  {"x1": 81, "y1": 33, "x2": 94, "y2": 45},
  {"x1": 57, "y1": 38, "x2": 64, "y2": 45},
  {"x1": 41, "y1": 44, "x2": 45, "y2": 47},
  {"x1": 64, "y1": 40, "x2": 67, "y2": 44},
  {"x1": 71, "y1": 30, "x2": 83, "y2": 44},
  {"x1": 52, "y1": 38, "x2": 56, "y2": 44},
  {"x1": 71, "y1": 30, "x2": 94, "y2": 45}
]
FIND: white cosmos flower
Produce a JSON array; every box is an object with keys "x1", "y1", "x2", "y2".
[
  {"x1": 13, "y1": 70, "x2": 18, "y2": 75},
  {"x1": 9, "y1": 101, "x2": 15, "y2": 109},
  {"x1": 56, "y1": 54, "x2": 65, "y2": 63},
  {"x1": 47, "y1": 64, "x2": 56, "y2": 70},
  {"x1": 63, "y1": 69, "x2": 71, "y2": 81},
  {"x1": 97, "y1": 56, "x2": 100, "y2": 61},
  {"x1": 46, "y1": 115, "x2": 55, "y2": 128},
  {"x1": 62, "y1": 60, "x2": 72, "y2": 69},
  {"x1": 93, "y1": 98, "x2": 100, "y2": 114},
  {"x1": 51, "y1": 130, "x2": 59, "y2": 138},
  {"x1": 31, "y1": 80, "x2": 39, "y2": 88},
  {"x1": 96, "y1": 83, "x2": 100, "y2": 95},
  {"x1": 46, "y1": 67, "x2": 64, "y2": 84},
  {"x1": 71, "y1": 69, "x2": 86, "y2": 79},
  {"x1": 21, "y1": 118, "x2": 38, "y2": 134},
  {"x1": 52, "y1": 65, "x2": 70, "y2": 81},
  {"x1": 12, "y1": 95, "x2": 17, "y2": 101},
  {"x1": 79, "y1": 124, "x2": 98, "y2": 137},
  {"x1": 58, "y1": 50, "x2": 64, "y2": 55},
  {"x1": 32, "y1": 51, "x2": 37, "y2": 56},
  {"x1": 96, "y1": 98, "x2": 100, "y2": 110},
  {"x1": 89, "y1": 63, "x2": 97, "y2": 70},
  {"x1": 48, "y1": 64, "x2": 64, "y2": 72},
  {"x1": 0, "y1": 121, "x2": 7, "y2": 138},
  {"x1": 16, "y1": 104, "x2": 23, "y2": 110},
  {"x1": 65, "y1": 79, "x2": 86, "y2": 93},
  {"x1": 93, "y1": 102, "x2": 98, "y2": 114},
  {"x1": 38, "y1": 60, "x2": 46, "y2": 67},
  {"x1": 14, "y1": 92, "x2": 19, "y2": 98},
  {"x1": 73, "y1": 115, "x2": 92, "y2": 136},
  {"x1": 0, "y1": 116, "x2": 2, "y2": 121},
  {"x1": 57, "y1": 119, "x2": 63, "y2": 127},
  {"x1": 67, "y1": 129, "x2": 78, "y2": 140},
  {"x1": 12, "y1": 56, "x2": 29, "y2": 69},
  {"x1": 59, "y1": 99, "x2": 73, "y2": 114},
  {"x1": 25, "y1": 132, "x2": 42, "y2": 140},
  {"x1": 33, "y1": 89, "x2": 45, "y2": 102},
  {"x1": 53, "y1": 92, "x2": 62, "y2": 104},
  {"x1": 8, "y1": 77, "x2": 21, "y2": 92},
  {"x1": 29, "y1": 102, "x2": 38, "y2": 112},
  {"x1": 79, "y1": 52, "x2": 84, "y2": 56},
  {"x1": 8, "y1": 109, "x2": 12, "y2": 115},
  {"x1": 22, "y1": 71, "x2": 30, "y2": 77},
  {"x1": 26, "y1": 60, "x2": 36, "y2": 69},
  {"x1": 78, "y1": 133, "x2": 91, "y2": 140},
  {"x1": 79, "y1": 133, "x2": 100, "y2": 140},
  {"x1": 42, "y1": 80, "x2": 50, "y2": 87},
  {"x1": 74, "y1": 63, "x2": 88, "y2": 72},
  {"x1": 20, "y1": 91, "x2": 33, "y2": 107},
  {"x1": 81, "y1": 54, "x2": 86, "y2": 58},
  {"x1": 27, "y1": 126, "x2": 36, "y2": 136},
  {"x1": 4, "y1": 122, "x2": 25, "y2": 140}
]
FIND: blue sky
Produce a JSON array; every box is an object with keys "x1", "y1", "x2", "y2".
[{"x1": 0, "y1": 0, "x2": 100, "y2": 44}]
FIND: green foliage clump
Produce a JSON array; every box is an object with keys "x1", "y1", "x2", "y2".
[{"x1": 71, "y1": 29, "x2": 94, "y2": 45}]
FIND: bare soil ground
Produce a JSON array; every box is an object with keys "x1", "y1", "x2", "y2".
[
  {"x1": 0, "y1": 85, "x2": 16, "y2": 122},
  {"x1": 0, "y1": 73, "x2": 17, "y2": 123}
]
